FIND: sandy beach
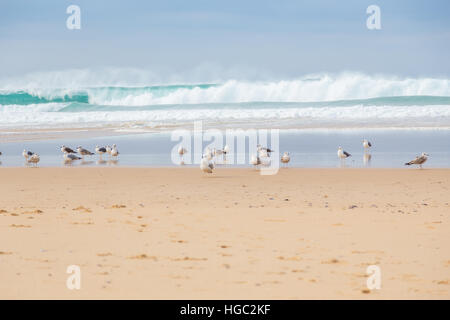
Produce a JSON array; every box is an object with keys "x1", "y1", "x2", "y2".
[{"x1": 0, "y1": 167, "x2": 449, "y2": 299}]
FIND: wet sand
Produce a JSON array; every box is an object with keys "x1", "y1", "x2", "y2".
[{"x1": 0, "y1": 167, "x2": 449, "y2": 299}]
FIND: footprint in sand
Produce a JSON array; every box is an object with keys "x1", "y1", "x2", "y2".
[
  {"x1": 72, "y1": 206, "x2": 92, "y2": 213},
  {"x1": 321, "y1": 258, "x2": 341, "y2": 264},
  {"x1": 10, "y1": 224, "x2": 31, "y2": 228},
  {"x1": 111, "y1": 204, "x2": 126, "y2": 209},
  {"x1": 129, "y1": 254, "x2": 158, "y2": 261},
  {"x1": 97, "y1": 253, "x2": 112, "y2": 257},
  {"x1": 22, "y1": 209, "x2": 43, "y2": 215}
]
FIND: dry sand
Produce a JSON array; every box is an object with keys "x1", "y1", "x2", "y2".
[{"x1": 0, "y1": 167, "x2": 449, "y2": 299}]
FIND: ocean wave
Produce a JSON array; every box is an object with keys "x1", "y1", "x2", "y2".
[
  {"x1": 1, "y1": 72, "x2": 449, "y2": 130},
  {"x1": 1, "y1": 73, "x2": 449, "y2": 106}
]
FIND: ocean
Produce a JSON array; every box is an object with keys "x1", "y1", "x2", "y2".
[{"x1": 1, "y1": 73, "x2": 450, "y2": 131}]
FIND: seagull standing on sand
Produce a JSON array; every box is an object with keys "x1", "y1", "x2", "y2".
[
  {"x1": 257, "y1": 144, "x2": 273, "y2": 157},
  {"x1": 337, "y1": 147, "x2": 351, "y2": 160},
  {"x1": 204, "y1": 147, "x2": 214, "y2": 161},
  {"x1": 77, "y1": 146, "x2": 94, "y2": 159},
  {"x1": 223, "y1": 144, "x2": 230, "y2": 162},
  {"x1": 64, "y1": 153, "x2": 82, "y2": 162},
  {"x1": 405, "y1": 152, "x2": 429, "y2": 169},
  {"x1": 281, "y1": 152, "x2": 290, "y2": 167},
  {"x1": 178, "y1": 146, "x2": 187, "y2": 156},
  {"x1": 363, "y1": 139, "x2": 372, "y2": 152},
  {"x1": 22, "y1": 149, "x2": 34, "y2": 160},
  {"x1": 178, "y1": 146, "x2": 188, "y2": 164},
  {"x1": 106, "y1": 145, "x2": 112, "y2": 157},
  {"x1": 213, "y1": 145, "x2": 229, "y2": 162},
  {"x1": 200, "y1": 156, "x2": 214, "y2": 173},
  {"x1": 95, "y1": 145, "x2": 107, "y2": 159},
  {"x1": 27, "y1": 153, "x2": 40, "y2": 167},
  {"x1": 60, "y1": 145, "x2": 77, "y2": 154},
  {"x1": 213, "y1": 148, "x2": 224, "y2": 157},
  {"x1": 111, "y1": 144, "x2": 119, "y2": 157},
  {"x1": 250, "y1": 154, "x2": 261, "y2": 168}
]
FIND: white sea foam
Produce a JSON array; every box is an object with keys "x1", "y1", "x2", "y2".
[{"x1": 1, "y1": 103, "x2": 450, "y2": 129}]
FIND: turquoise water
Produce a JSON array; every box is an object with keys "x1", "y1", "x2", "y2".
[{"x1": 0, "y1": 75, "x2": 449, "y2": 130}]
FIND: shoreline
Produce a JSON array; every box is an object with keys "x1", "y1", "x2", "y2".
[
  {"x1": 1, "y1": 129, "x2": 449, "y2": 168},
  {"x1": 2, "y1": 125, "x2": 450, "y2": 144},
  {"x1": 1, "y1": 167, "x2": 449, "y2": 299}
]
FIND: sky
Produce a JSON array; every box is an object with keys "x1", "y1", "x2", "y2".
[{"x1": 0, "y1": 0, "x2": 449, "y2": 82}]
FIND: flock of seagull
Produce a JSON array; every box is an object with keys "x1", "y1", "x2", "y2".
[
  {"x1": 0, "y1": 138, "x2": 429, "y2": 170},
  {"x1": 187, "y1": 138, "x2": 429, "y2": 174},
  {"x1": 336, "y1": 139, "x2": 429, "y2": 169},
  {"x1": 18, "y1": 144, "x2": 120, "y2": 167}
]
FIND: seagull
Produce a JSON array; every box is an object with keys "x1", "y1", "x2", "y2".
[
  {"x1": 111, "y1": 144, "x2": 119, "y2": 157},
  {"x1": 77, "y1": 146, "x2": 94, "y2": 159},
  {"x1": 178, "y1": 146, "x2": 188, "y2": 156},
  {"x1": 200, "y1": 156, "x2": 214, "y2": 173},
  {"x1": 95, "y1": 145, "x2": 107, "y2": 158},
  {"x1": 405, "y1": 152, "x2": 429, "y2": 169},
  {"x1": 363, "y1": 139, "x2": 372, "y2": 151},
  {"x1": 27, "y1": 153, "x2": 40, "y2": 167},
  {"x1": 22, "y1": 149, "x2": 34, "y2": 160},
  {"x1": 250, "y1": 154, "x2": 261, "y2": 167},
  {"x1": 60, "y1": 145, "x2": 77, "y2": 154},
  {"x1": 213, "y1": 148, "x2": 224, "y2": 157},
  {"x1": 213, "y1": 146, "x2": 230, "y2": 163},
  {"x1": 337, "y1": 147, "x2": 351, "y2": 159},
  {"x1": 257, "y1": 144, "x2": 273, "y2": 157},
  {"x1": 363, "y1": 153, "x2": 372, "y2": 166},
  {"x1": 281, "y1": 152, "x2": 290, "y2": 166},
  {"x1": 204, "y1": 147, "x2": 214, "y2": 160},
  {"x1": 106, "y1": 145, "x2": 112, "y2": 157},
  {"x1": 64, "y1": 153, "x2": 82, "y2": 162}
]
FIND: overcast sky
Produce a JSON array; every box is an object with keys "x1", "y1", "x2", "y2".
[{"x1": 0, "y1": 0, "x2": 449, "y2": 81}]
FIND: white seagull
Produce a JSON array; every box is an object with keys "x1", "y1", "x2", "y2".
[
  {"x1": 27, "y1": 153, "x2": 40, "y2": 167},
  {"x1": 213, "y1": 148, "x2": 224, "y2": 157},
  {"x1": 95, "y1": 145, "x2": 107, "y2": 158},
  {"x1": 281, "y1": 152, "x2": 290, "y2": 166},
  {"x1": 106, "y1": 145, "x2": 112, "y2": 157},
  {"x1": 64, "y1": 153, "x2": 82, "y2": 162},
  {"x1": 77, "y1": 146, "x2": 94, "y2": 159},
  {"x1": 60, "y1": 145, "x2": 77, "y2": 154},
  {"x1": 200, "y1": 156, "x2": 214, "y2": 173},
  {"x1": 22, "y1": 149, "x2": 34, "y2": 160},
  {"x1": 363, "y1": 139, "x2": 372, "y2": 151},
  {"x1": 111, "y1": 144, "x2": 119, "y2": 157},
  {"x1": 405, "y1": 152, "x2": 429, "y2": 169},
  {"x1": 250, "y1": 154, "x2": 261, "y2": 168},
  {"x1": 257, "y1": 144, "x2": 274, "y2": 157},
  {"x1": 337, "y1": 147, "x2": 351, "y2": 160},
  {"x1": 204, "y1": 147, "x2": 214, "y2": 161},
  {"x1": 178, "y1": 146, "x2": 188, "y2": 156}
]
